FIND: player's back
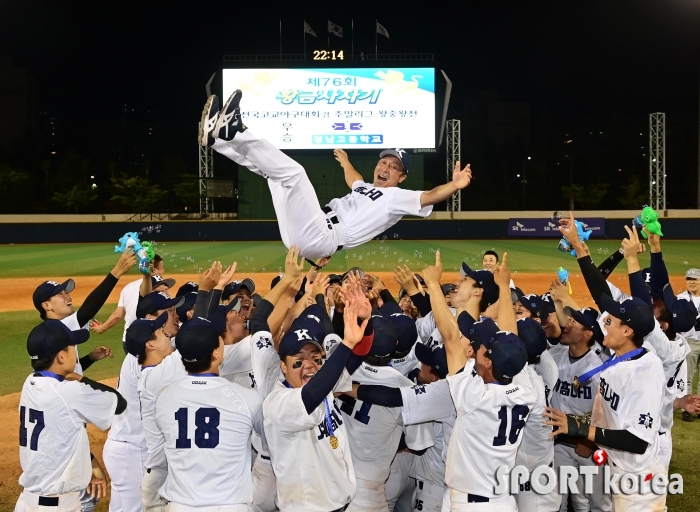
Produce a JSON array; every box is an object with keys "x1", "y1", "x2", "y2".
[
  {"x1": 155, "y1": 374, "x2": 263, "y2": 507},
  {"x1": 338, "y1": 363, "x2": 434, "y2": 483},
  {"x1": 18, "y1": 373, "x2": 116, "y2": 495},
  {"x1": 107, "y1": 354, "x2": 145, "y2": 447},
  {"x1": 516, "y1": 365, "x2": 554, "y2": 470},
  {"x1": 446, "y1": 360, "x2": 536, "y2": 499}
]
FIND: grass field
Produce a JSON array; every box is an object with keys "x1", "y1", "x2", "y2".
[
  {"x1": 1, "y1": 239, "x2": 699, "y2": 278},
  {"x1": 0, "y1": 239, "x2": 699, "y2": 510}
]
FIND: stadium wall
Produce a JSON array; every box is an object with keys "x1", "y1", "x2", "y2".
[{"x1": 2, "y1": 213, "x2": 700, "y2": 243}]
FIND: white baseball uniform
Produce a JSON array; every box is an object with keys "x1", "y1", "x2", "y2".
[
  {"x1": 513, "y1": 365, "x2": 561, "y2": 512},
  {"x1": 390, "y1": 344, "x2": 421, "y2": 381},
  {"x1": 445, "y1": 360, "x2": 536, "y2": 511},
  {"x1": 60, "y1": 313, "x2": 88, "y2": 375},
  {"x1": 548, "y1": 344, "x2": 611, "y2": 512},
  {"x1": 212, "y1": 133, "x2": 432, "y2": 258},
  {"x1": 591, "y1": 349, "x2": 667, "y2": 511},
  {"x1": 15, "y1": 373, "x2": 117, "y2": 512},
  {"x1": 154, "y1": 373, "x2": 264, "y2": 509},
  {"x1": 415, "y1": 309, "x2": 455, "y2": 348},
  {"x1": 340, "y1": 363, "x2": 434, "y2": 512},
  {"x1": 103, "y1": 355, "x2": 148, "y2": 512},
  {"x1": 118, "y1": 279, "x2": 142, "y2": 342},
  {"x1": 677, "y1": 291, "x2": 700, "y2": 393},
  {"x1": 533, "y1": 349, "x2": 558, "y2": 403}
]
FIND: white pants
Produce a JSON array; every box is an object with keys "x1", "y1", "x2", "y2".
[
  {"x1": 412, "y1": 479, "x2": 444, "y2": 512},
  {"x1": 141, "y1": 468, "x2": 168, "y2": 512},
  {"x1": 448, "y1": 491, "x2": 516, "y2": 512},
  {"x1": 212, "y1": 133, "x2": 345, "y2": 258},
  {"x1": 386, "y1": 452, "x2": 414, "y2": 512},
  {"x1": 658, "y1": 432, "x2": 672, "y2": 470},
  {"x1": 512, "y1": 464, "x2": 562, "y2": 512},
  {"x1": 685, "y1": 338, "x2": 700, "y2": 394},
  {"x1": 609, "y1": 459, "x2": 667, "y2": 512},
  {"x1": 15, "y1": 490, "x2": 81, "y2": 512},
  {"x1": 103, "y1": 439, "x2": 147, "y2": 512},
  {"x1": 553, "y1": 443, "x2": 611, "y2": 512},
  {"x1": 251, "y1": 454, "x2": 277, "y2": 512},
  {"x1": 347, "y1": 478, "x2": 389, "y2": 512},
  {"x1": 167, "y1": 504, "x2": 249, "y2": 512}
]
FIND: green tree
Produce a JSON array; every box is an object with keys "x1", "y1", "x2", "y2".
[
  {"x1": 562, "y1": 183, "x2": 609, "y2": 209},
  {"x1": 0, "y1": 163, "x2": 32, "y2": 213},
  {"x1": 617, "y1": 175, "x2": 648, "y2": 209},
  {"x1": 110, "y1": 173, "x2": 169, "y2": 212},
  {"x1": 172, "y1": 174, "x2": 201, "y2": 210},
  {"x1": 52, "y1": 185, "x2": 98, "y2": 213}
]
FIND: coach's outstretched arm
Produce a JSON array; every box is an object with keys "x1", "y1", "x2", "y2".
[
  {"x1": 334, "y1": 148, "x2": 364, "y2": 188},
  {"x1": 419, "y1": 161, "x2": 472, "y2": 207}
]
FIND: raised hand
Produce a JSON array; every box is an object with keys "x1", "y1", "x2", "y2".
[
  {"x1": 452, "y1": 162, "x2": 472, "y2": 190},
  {"x1": 217, "y1": 262, "x2": 238, "y2": 289},
  {"x1": 111, "y1": 249, "x2": 137, "y2": 278},
  {"x1": 549, "y1": 279, "x2": 568, "y2": 303},
  {"x1": 367, "y1": 273, "x2": 385, "y2": 292},
  {"x1": 334, "y1": 148, "x2": 350, "y2": 166},
  {"x1": 493, "y1": 252, "x2": 511, "y2": 289},
  {"x1": 199, "y1": 261, "x2": 222, "y2": 292},
  {"x1": 621, "y1": 225, "x2": 641, "y2": 261},
  {"x1": 284, "y1": 246, "x2": 304, "y2": 279},
  {"x1": 394, "y1": 264, "x2": 420, "y2": 296},
  {"x1": 340, "y1": 271, "x2": 372, "y2": 319},
  {"x1": 342, "y1": 298, "x2": 370, "y2": 349},
  {"x1": 311, "y1": 273, "x2": 330, "y2": 297},
  {"x1": 422, "y1": 251, "x2": 442, "y2": 287}
]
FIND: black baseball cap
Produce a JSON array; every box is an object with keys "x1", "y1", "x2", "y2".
[
  {"x1": 386, "y1": 312, "x2": 418, "y2": 355},
  {"x1": 460, "y1": 262, "x2": 499, "y2": 307},
  {"x1": 124, "y1": 312, "x2": 169, "y2": 358},
  {"x1": 176, "y1": 281, "x2": 198, "y2": 297},
  {"x1": 514, "y1": 290, "x2": 547, "y2": 320},
  {"x1": 175, "y1": 292, "x2": 198, "y2": 322},
  {"x1": 176, "y1": 317, "x2": 222, "y2": 363},
  {"x1": 415, "y1": 343, "x2": 448, "y2": 379},
  {"x1": 328, "y1": 274, "x2": 342, "y2": 285},
  {"x1": 151, "y1": 275, "x2": 176, "y2": 290},
  {"x1": 278, "y1": 316, "x2": 324, "y2": 360},
  {"x1": 216, "y1": 296, "x2": 241, "y2": 317},
  {"x1": 601, "y1": 295, "x2": 655, "y2": 339},
  {"x1": 271, "y1": 275, "x2": 283, "y2": 289},
  {"x1": 27, "y1": 319, "x2": 90, "y2": 360},
  {"x1": 33, "y1": 279, "x2": 75, "y2": 313},
  {"x1": 367, "y1": 315, "x2": 398, "y2": 358},
  {"x1": 516, "y1": 318, "x2": 548, "y2": 357},
  {"x1": 379, "y1": 148, "x2": 411, "y2": 173},
  {"x1": 564, "y1": 306, "x2": 604, "y2": 342},
  {"x1": 441, "y1": 283, "x2": 457, "y2": 296},
  {"x1": 484, "y1": 331, "x2": 528, "y2": 379},
  {"x1": 136, "y1": 292, "x2": 186, "y2": 318},
  {"x1": 457, "y1": 310, "x2": 477, "y2": 337},
  {"x1": 662, "y1": 283, "x2": 698, "y2": 333},
  {"x1": 540, "y1": 293, "x2": 556, "y2": 314},
  {"x1": 222, "y1": 279, "x2": 256, "y2": 301}
]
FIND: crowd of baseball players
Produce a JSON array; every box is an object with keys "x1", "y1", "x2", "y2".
[{"x1": 15, "y1": 210, "x2": 700, "y2": 512}]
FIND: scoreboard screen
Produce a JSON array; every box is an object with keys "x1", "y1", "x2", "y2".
[{"x1": 222, "y1": 67, "x2": 436, "y2": 150}]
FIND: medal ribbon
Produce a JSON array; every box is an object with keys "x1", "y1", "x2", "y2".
[
  {"x1": 575, "y1": 347, "x2": 643, "y2": 387},
  {"x1": 323, "y1": 398, "x2": 335, "y2": 439}
]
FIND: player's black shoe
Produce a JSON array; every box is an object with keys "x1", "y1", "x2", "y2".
[
  {"x1": 198, "y1": 95, "x2": 220, "y2": 147},
  {"x1": 682, "y1": 411, "x2": 692, "y2": 422},
  {"x1": 214, "y1": 89, "x2": 247, "y2": 141}
]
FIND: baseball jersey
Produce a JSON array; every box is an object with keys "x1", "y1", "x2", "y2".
[
  {"x1": 676, "y1": 291, "x2": 700, "y2": 340},
  {"x1": 415, "y1": 309, "x2": 455, "y2": 347},
  {"x1": 390, "y1": 344, "x2": 421, "y2": 380},
  {"x1": 60, "y1": 313, "x2": 89, "y2": 375},
  {"x1": 445, "y1": 360, "x2": 536, "y2": 499},
  {"x1": 337, "y1": 363, "x2": 434, "y2": 483},
  {"x1": 515, "y1": 365, "x2": 554, "y2": 470},
  {"x1": 118, "y1": 279, "x2": 142, "y2": 342},
  {"x1": 549, "y1": 344, "x2": 602, "y2": 416},
  {"x1": 591, "y1": 349, "x2": 664, "y2": 473},
  {"x1": 264, "y1": 382, "x2": 356, "y2": 512},
  {"x1": 400, "y1": 379, "x2": 457, "y2": 488},
  {"x1": 532, "y1": 349, "x2": 558, "y2": 403},
  {"x1": 328, "y1": 180, "x2": 432, "y2": 249},
  {"x1": 18, "y1": 373, "x2": 117, "y2": 494},
  {"x1": 219, "y1": 334, "x2": 255, "y2": 389},
  {"x1": 607, "y1": 281, "x2": 631, "y2": 303},
  {"x1": 106, "y1": 354, "x2": 146, "y2": 448},
  {"x1": 155, "y1": 374, "x2": 264, "y2": 507}
]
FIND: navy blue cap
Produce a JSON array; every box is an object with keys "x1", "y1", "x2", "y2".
[
  {"x1": 216, "y1": 297, "x2": 241, "y2": 318},
  {"x1": 485, "y1": 331, "x2": 528, "y2": 379},
  {"x1": 415, "y1": 343, "x2": 448, "y2": 379},
  {"x1": 368, "y1": 315, "x2": 398, "y2": 358},
  {"x1": 176, "y1": 281, "x2": 198, "y2": 297},
  {"x1": 460, "y1": 262, "x2": 499, "y2": 307},
  {"x1": 663, "y1": 284, "x2": 698, "y2": 333},
  {"x1": 279, "y1": 318, "x2": 324, "y2": 360},
  {"x1": 540, "y1": 293, "x2": 556, "y2": 314},
  {"x1": 328, "y1": 274, "x2": 342, "y2": 285},
  {"x1": 379, "y1": 300, "x2": 403, "y2": 316},
  {"x1": 464, "y1": 316, "x2": 499, "y2": 351},
  {"x1": 457, "y1": 310, "x2": 477, "y2": 337},
  {"x1": 151, "y1": 275, "x2": 176, "y2": 290},
  {"x1": 515, "y1": 290, "x2": 547, "y2": 320},
  {"x1": 441, "y1": 283, "x2": 457, "y2": 296},
  {"x1": 27, "y1": 319, "x2": 90, "y2": 360},
  {"x1": 516, "y1": 318, "x2": 548, "y2": 357},
  {"x1": 176, "y1": 317, "x2": 221, "y2": 363},
  {"x1": 601, "y1": 295, "x2": 655, "y2": 339},
  {"x1": 124, "y1": 312, "x2": 169, "y2": 357},
  {"x1": 386, "y1": 312, "x2": 418, "y2": 355},
  {"x1": 33, "y1": 279, "x2": 75, "y2": 313},
  {"x1": 294, "y1": 304, "x2": 327, "y2": 341},
  {"x1": 379, "y1": 148, "x2": 411, "y2": 173},
  {"x1": 564, "y1": 306, "x2": 604, "y2": 342},
  {"x1": 222, "y1": 279, "x2": 256, "y2": 301},
  {"x1": 175, "y1": 292, "x2": 198, "y2": 321},
  {"x1": 510, "y1": 287, "x2": 524, "y2": 305},
  {"x1": 136, "y1": 292, "x2": 186, "y2": 318}
]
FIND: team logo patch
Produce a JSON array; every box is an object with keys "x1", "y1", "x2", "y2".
[
  {"x1": 676, "y1": 379, "x2": 685, "y2": 392},
  {"x1": 638, "y1": 413, "x2": 653, "y2": 429}
]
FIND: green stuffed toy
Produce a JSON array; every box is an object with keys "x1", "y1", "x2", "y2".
[{"x1": 634, "y1": 206, "x2": 663, "y2": 239}]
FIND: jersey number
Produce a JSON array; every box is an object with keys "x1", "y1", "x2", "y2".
[
  {"x1": 338, "y1": 396, "x2": 372, "y2": 425},
  {"x1": 492, "y1": 405, "x2": 530, "y2": 446},
  {"x1": 19, "y1": 406, "x2": 45, "y2": 451},
  {"x1": 174, "y1": 407, "x2": 220, "y2": 449}
]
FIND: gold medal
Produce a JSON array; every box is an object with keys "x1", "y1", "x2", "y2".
[
  {"x1": 573, "y1": 376, "x2": 580, "y2": 389},
  {"x1": 329, "y1": 435, "x2": 339, "y2": 449}
]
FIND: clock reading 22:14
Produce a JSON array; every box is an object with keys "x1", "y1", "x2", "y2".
[{"x1": 312, "y1": 50, "x2": 344, "y2": 61}]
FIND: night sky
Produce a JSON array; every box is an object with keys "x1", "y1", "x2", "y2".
[{"x1": 2, "y1": 0, "x2": 698, "y2": 123}]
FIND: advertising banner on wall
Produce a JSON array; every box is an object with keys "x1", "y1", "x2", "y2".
[{"x1": 507, "y1": 218, "x2": 605, "y2": 237}]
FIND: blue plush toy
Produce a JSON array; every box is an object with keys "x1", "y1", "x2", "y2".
[
  {"x1": 557, "y1": 220, "x2": 592, "y2": 257},
  {"x1": 114, "y1": 232, "x2": 154, "y2": 275}
]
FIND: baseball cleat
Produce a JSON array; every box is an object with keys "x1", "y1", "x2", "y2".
[
  {"x1": 682, "y1": 411, "x2": 692, "y2": 422},
  {"x1": 198, "y1": 95, "x2": 220, "y2": 146},
  {"x1": 214, "y1": 89, "x2": 247, "y2": 141}
]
